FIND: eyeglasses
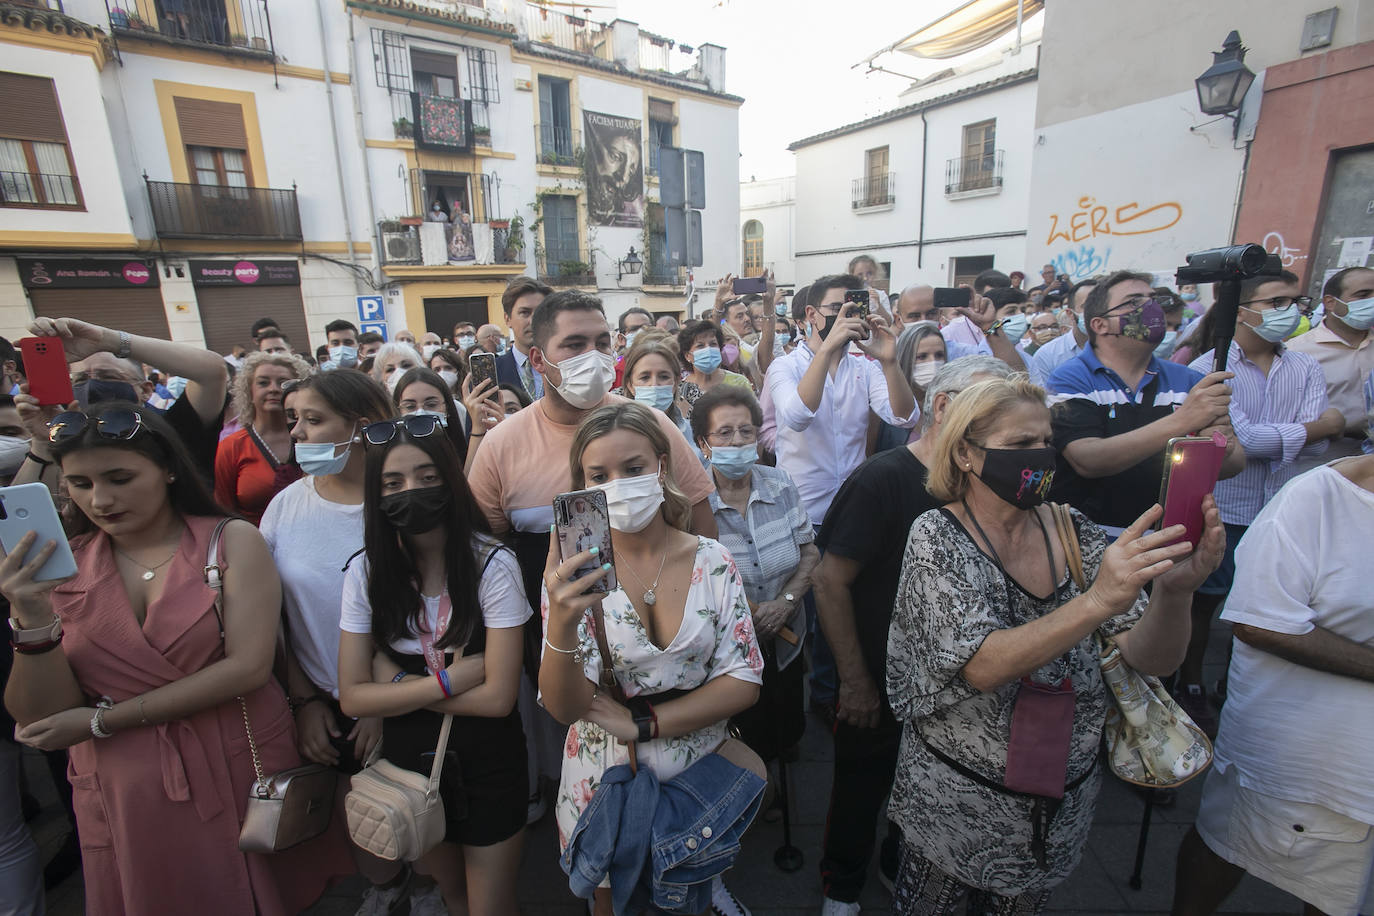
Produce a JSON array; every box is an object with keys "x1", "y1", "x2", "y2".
[
  {"x1": 1105, "y1": 294, "x2": 1161, "y2": 314},
  {"x1": 706, "y1": 425, "x2": 758, "y2": 445},
  {"x1": 362, "y1": 414, "x2": 445, "y2": 447},
  {"x1": 47, "y1": 409, "x2": 144, "y2": 444},
  {"x1": 1239, "y1": 295, "x2": 1314, "y2": 314}
]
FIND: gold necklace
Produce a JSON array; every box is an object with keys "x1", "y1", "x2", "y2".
[{"x1": 616, "y1": 548, "x2": 669, "y2": 606}]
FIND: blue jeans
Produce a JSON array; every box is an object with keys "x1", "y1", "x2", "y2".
[
  {"x1": 807, "y1": 524, "x2": 837, "y2": 704},
  {"x1": 0, "y1": 741, "x2": 43, "y2": 916}
]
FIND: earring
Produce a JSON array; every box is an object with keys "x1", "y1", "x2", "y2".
[{"x1": 168, "y1": 474, "x2": 177, "y2": 482}]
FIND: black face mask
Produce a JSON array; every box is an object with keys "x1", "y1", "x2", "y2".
[
  {"x1": 74, "y1": 379, "x2": 139, "y2": 409},
  {"x1": 974, "y1": 445, "x2": 1057, "y2": 509},
  {"x1": 380, "y1": 486, "x2": 452, "y2": 535}
]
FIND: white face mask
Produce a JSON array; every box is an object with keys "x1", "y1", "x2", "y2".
[
  {"x1": 406, "y1": 408, "x2": 448, "y2": 427},
  {"x1": 385, "y1": 369, "x2": 410, "y2": 393},
  {"x1": 437, "y1": 368, "x2": 459, "y2": 389},
  {"x1": 912, "y1": 359, "x2": 944, "y2": 387},
  {"x1": 458, "y1": 334, "x2": 476, "y2": 349},
  {"x1": 422, "y1": 344, "x2": 439, "y2": 360},
  {"x1": 592, "y1": 467, "x2": 664, "y2": 533},
  {"x1": 546, "y1": 348, "x2": 616, "y2": 409}
]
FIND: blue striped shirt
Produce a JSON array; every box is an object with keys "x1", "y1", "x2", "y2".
[{"x1": 1188, "y1": 343, "x2": 1329, "y2": 525}]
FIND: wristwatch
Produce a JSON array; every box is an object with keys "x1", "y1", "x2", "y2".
[
  {"x1": 9, "y1": 615, "x2": 62, "y2": 645},
  {"x1": 115, "y1": 330, "x2": 133, "y2": 360},
  {"x1": 781, "y1": 592, "x2": 796, "y2": 608},
  {"x1": 627, "y1": 696, "x2": 657, "y2": 743}
]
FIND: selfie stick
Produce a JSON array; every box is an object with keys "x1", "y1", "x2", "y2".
[
  {"x1": 1208, "y1": 281, "x2": 1241, "y2": 374},
  {"x1": 773, "y1": 754, "x2": 803, "y2": 872}
]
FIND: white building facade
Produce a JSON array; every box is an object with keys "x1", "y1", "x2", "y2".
[{"x1": 739, "y1": 175, "x2": 796, "y2": 288}]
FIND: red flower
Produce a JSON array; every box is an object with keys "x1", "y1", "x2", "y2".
[
  {"x1": 565, "y1": 724, "x2": 581, "y2": 758},
  {"x1": 574, "y1": 778, "x2": 596, "y2": 808}
]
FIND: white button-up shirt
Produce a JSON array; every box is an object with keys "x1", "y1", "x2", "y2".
[{"x1": 766, "y1": 343, "x2": 919, "y2": 525}]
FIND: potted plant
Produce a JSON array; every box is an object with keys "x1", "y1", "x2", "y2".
[
  {"x1": 230, "y1": 33, "x2": 248, "y2": 47},
  {"x1": 125, "y1": 11, "x2": 146, "y2": 30},
  {"x1": 251, "y1": 35, "x2": 268, "y2": 51},
  {"x1": 502, "y1": 214, "x2": 526, "y2": 263},
  {"x1": 393, "y1": 117, "x2": 413, "y2": 139},
  {"x1": 473, "y1": 125, "x2": 492, "y2": 145},
  {"x1": 399, "y1": 215, "x2": 424, "y2": 226},
  {"x1": 489, "y1": 218, "x2": 509, "y2": 229}
]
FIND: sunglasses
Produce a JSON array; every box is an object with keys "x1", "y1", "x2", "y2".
[
  {"x1": 47, "y1": 409, "x2": 144, "y2": 444},
  {"x1": 362, "y1": 414, "x2": 445, "y2": 447}
]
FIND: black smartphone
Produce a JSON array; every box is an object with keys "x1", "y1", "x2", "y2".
[
  {"x1": 934, "y1": 287, "x2": 971, "y2": 312},
  {"x1": 842, "y1": 288, "x2": 871, "y2": 339},
  {"x1": 468, "y1": 352, "x2": 498, "y2": 398},
  {"x1": 732, "y1": 276, "x2": 768, "y2": 295},
  {"x1": 552, "y1": 489, "x2": 616, "y2": 594}
]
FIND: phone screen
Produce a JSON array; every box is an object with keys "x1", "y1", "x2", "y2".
[
  {"x1": 553, "y1": 489, "x2": 616, "y2": 594},
  {"x1": 732, "y1": 276, "x2": 767, "y2": 295},
  {"x1": 933, "y1": 287, "x2": 967, "y2": 312}
]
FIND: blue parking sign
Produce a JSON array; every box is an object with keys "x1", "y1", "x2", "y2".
[
  {"x1": 360, "y1": 322, "x2": 388, "y2": 340},
  {"x1": 356, "y1": 295, "x2": 385, "y2": 323}
]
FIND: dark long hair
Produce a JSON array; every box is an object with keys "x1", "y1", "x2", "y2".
[
  {"x1": 393, "y1": 366, "x2": 469, "y2": 463},
  {"x1": 1176, "y1": 300, "x2": 1225, "y2": 362},
  {"x1": 283, "y1": 368, "x2": 395, "y2": 432},
  {"x1": 362, "y1": 423, "x2": 492, "y2": 652},
  {"x1": 49, "y1": 402, "x2": 225, "y2": 539}
]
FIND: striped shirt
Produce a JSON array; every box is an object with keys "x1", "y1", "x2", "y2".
[{"x1": 1188, "y1": 343, "x2": 1329, "y2": 525}]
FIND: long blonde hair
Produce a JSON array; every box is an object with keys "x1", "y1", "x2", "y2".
[
  {"x1": 232, "y1": 351, "x2": 312, "y2": 429},
  {"x1": 569, "y1": 402, "x2": 693, "y2": 532},
  {"x1": 926, "y1": 375, "x2": 1048, "y2": 503}
]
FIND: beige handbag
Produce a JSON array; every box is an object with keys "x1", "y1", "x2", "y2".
[
  {"x1": 1048, "y1": 503, "x2": 1213, "y2": 789},
  {"x1": 344, "y1": 713, "x2": 453, "y2": 861},
  {"x1": 203, "y1": 519, "x2": 339, "y2": 853}
]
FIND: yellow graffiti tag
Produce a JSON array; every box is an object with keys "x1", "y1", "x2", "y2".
[{"x1": 1047, "y1": 196, "x2": 1184, "y2": 245}]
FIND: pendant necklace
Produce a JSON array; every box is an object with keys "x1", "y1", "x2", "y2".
[
  {"x1": 617, "y1": 548, "x2": 669, "y2": 607},
  {"x1": 116, "y1": 546, "x2": 178, "y2": 582}
]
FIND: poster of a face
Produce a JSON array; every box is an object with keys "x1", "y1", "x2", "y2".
[{"x1": 583, "y1": 110, "x2": 644, "y2": 227}]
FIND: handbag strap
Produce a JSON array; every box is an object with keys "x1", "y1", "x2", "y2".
[
  {"x1": 1049, "y1": 503, "x2": 1087, "y2": 593},
  {"x1": 590, "y1": 600, "x2": 638, "y2": 772}
]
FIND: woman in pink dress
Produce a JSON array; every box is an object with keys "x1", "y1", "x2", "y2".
[{"x1": 3, "y1": 402, "x2": 352, "y2": 915}]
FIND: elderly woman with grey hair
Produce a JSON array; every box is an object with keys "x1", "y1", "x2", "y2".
[{"x1": 877, "y1": 322, "x2": 949, "y2": 452}]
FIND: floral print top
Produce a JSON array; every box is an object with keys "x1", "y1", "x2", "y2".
[{"x1": 542, "y1": 536, "x2": 764, "y2": 852}]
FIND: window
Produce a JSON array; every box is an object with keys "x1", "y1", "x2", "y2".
[
  {"x1": 647, "y1": 98, "x2": 674, "y2": 176},
  {"x1": 960, "y1": 119, "x2": 997, "y2": 189},
  {"x1": 541, "y1": 195, "x2": 580, "y2": 267},
  {"x1": 372, "y1": 29, "x2": 412, "y2": 92},
  {"x1": 538, "y1": 77, "x2": 573, "y2": 163},
  {"x1": 412, "y1": 50, "x2": 459, "y2": 98},
  {"x1": 174, "y1": 97, "x2": 252, "y2": 191},
  {"x1": 742, "y1": 220, "x2": 764, "y2": 276},
  {"x1": 952, "y1": 255, "x2": 994, "y2": 288},
  {"x1": 860, "y1": 146, "x2": 891, "y2": 207},
  {"x1": 189, "y1": 146, "x2": 250, "y2": 187},
  {"x1": 0, "y1": 72, "x2": 81, "y2": 209}
]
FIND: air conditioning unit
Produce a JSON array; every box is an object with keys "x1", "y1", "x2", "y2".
[{"x1": 383, "y1": 230, "x2": 420, "y2": 263}]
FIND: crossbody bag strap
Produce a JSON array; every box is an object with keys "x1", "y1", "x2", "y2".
[
  {"x1": 590, "y1": 600, "x2": 638, "y2": 772},
  {"x1": 1050, "y1": 503, "x2": 1087, "y2": 593}
]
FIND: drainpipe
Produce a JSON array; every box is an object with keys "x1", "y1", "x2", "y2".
[
  {"x1": 346, "y1": 10, "x2": 383, "y2": 286},
  {"x1": 314, "y1": 0, "x2": 358, "y2": 270},
  {"x1": 917, "y1": 109, "x2": 928, "y2": 268}
]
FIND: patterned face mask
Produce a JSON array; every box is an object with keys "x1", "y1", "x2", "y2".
[{"x1": 1109, "y1": 298, "x2": 1167, "y2": 345}]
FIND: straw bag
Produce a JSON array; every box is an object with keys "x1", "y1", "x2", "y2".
[
  {"x1": 203, "y1": 519, "x2": 338, "y2": 853},
  {"x1": 1048, "y1": 504, "x2": 1213, "y2": 788}
]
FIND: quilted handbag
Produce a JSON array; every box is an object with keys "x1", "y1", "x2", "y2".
[{"x1": 344, "y1": 714, "x2": 453, "y2": 861}]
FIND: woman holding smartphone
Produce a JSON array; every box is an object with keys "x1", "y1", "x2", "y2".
[
  {"x1": 540, "y1": 402, "x2": 764, "y2": 916},
  {"x1": 338, "y1": 414, "x2": 529, "y2": 916},
  {"x1": 2, "y1": 402, "x2": 351, "y2": 915}
]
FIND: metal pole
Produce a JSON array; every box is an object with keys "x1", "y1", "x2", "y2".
[{"x1": 1015, "y1": 0, "x2": 1024, "y2": 53}]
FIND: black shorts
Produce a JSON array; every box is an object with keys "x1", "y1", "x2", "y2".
[{"x1": 323, "y1": 697, "x2": 367, "y2": 776}]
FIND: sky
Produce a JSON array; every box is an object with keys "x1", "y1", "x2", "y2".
[{"x1": 610, "y1": 0, "x2": 1044, "y2": 180}]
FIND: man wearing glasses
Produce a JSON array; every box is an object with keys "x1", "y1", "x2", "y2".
[
  {"x1": 1170, "y1": 270, "x2": 1345, "y2": 732},
  {"x1": 1045, "y1": 270, "x2": 1246, "y2": 541}
]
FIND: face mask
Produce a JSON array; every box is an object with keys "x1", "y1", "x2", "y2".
[
  {"x1": 912, "y1": 359, "x2": 944, "y2": 387},
  {"x1": 1180, "y1": 291, "x2": 1199, "y2": 302},
  {"x1": 633, "y1": 385, "x2": 675, "y2": 412},
  {"x1": 0, "y1": 435, "x2": 30, "y2": 478},
  {"x1": 709, "y1": 444, "x2": 758, "y2": 480},
  {"x1": 457, "y1": 334, "x2": 476, "y2": 349},
  {"x1": 1033, "y1": 327, "x2": 1059, "y2": 345},
  {"x1": 1153, "y1": 329, "x2": 1180, "y2": 358},
  {"x1": 495, "y1": 339, "x2": 508, "y2": 355},
  {"x1": 74, "y1": 378, "x2": 139, "y2": 409},
  {"x1": 380, "y1": 486, "x2": 452, "y2": 535},
  {"x1": 1111, "y1": 299, "x2": 1168, "y2": 345},
  {"x1": 624, "y1": 330, "x2": 641, "y2": 351},
  {"x1": 328, "y1": 345, "x2": 358, "y2": 369},
  {"x1": 295, "y1": 428, "x2": 356, "y2": 477},
  {"x1": 1334, "y1": 296, "x2": 1374, "y2": 331},
  {"x1": 436, "y1": 368, "x2": 459, "y2": 389},
  {"x1": 776, "y1": 333, "x2": 791, "y2": 348},
  {"x1": 814, "y1": 312, "x2": 840, "y2": 341},
  {"x1": 166, "y1": 375, "x2": 188, "y2": 399},
  {"x1": 406, "y1": 408, "x2": 448, "y2": 427},
  {"x1": 385, "y1": 371, "x2": 406, "y2": 393},
  {"x1": 1244, "y1": 304, "x2": 1301, "y2": 343},
  {"x1": 722, "y1": 343, "x2": 740, "y2": 366},
  {"x1": 1076, "y1": 312, "x2": 1087, "y2": 335},
  {"x1": 692, "y1": 346, "x2": 722, "y2": 374},
  {"x1": 775, "y1": 302, "x2": 788, "y2": 317},
  {"x1": 546, "y1": 348, "x2": 616, "y2": 409},
  {"x1": 592, "y1": 468, "x2": 664, "y2": 533},
  {"x1": 422, "y1": 344, "x2": 439, "y2": 360},
  {"x1": 974, "y1": 445, "x2": 1057, "y2": 510},
  {"x1": 996, "y1": 314, "x2": 1030, "y2": 343}
]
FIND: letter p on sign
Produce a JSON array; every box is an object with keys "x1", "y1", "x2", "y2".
[{"x1": 356, "y1": 295, "x2": 385, "y2": 323}]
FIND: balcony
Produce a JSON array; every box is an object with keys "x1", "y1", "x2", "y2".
[
  {"x1": 1, "y1": 170, "x2": 82, "y2": 209},
  {"x1": 535, "y1": 124, "x2": 582, "y2": 168},
  {"x1": 537, "y1": 250, "x2": 596, "y2": 287},
  {"x1": 851, "y1": 173, "x2": 896, "y2": 210},
  {"x1": 524, "y1": 6, "x2": 606, "y2": 55},
  {"x1": 146, "y1": 180, "x2": 302, "y2": 240},
  {"x1": 642, "y1": 264, "x2": 685, "y2": 288},
  {"x1": 379, "y1": 218, "x2": 526, "y2": 267},
  {"x1": 106, "y1": 0, "x2": 275, "y2": 57},
  {"x1": 412, "y1": 93, "x2": 474, "y2": 153},
  {"x1": 945, "y1": 150, "x2": 1004, "y2": 198}
]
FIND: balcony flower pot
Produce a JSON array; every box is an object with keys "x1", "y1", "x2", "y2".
[
  {"x1": 231, "y1": 33, "x2": 249, "y2": 47},
  {"x1": 473, "y1": 127, "x2": 492, "y2": 145},
  {"x1": 251, "y1": 36, "x2": 268, "y2": 51},
  {"x1": 399, "y1": 216, "x2": 424, "y2": 227},
  {"x1": 394, "y1": 118, "x2": 413, "y2": 139},
  {"x1": 489, "y1": 218, "x2": 509, "y2": 229},
  {"x1": 111, "y1": 9, "x2": 130, "y2": 28}
]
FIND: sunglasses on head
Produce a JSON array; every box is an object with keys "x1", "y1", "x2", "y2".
[
  {"x1": 362, "y1": 414, "x2": 445, "y2": 447},
  {"x1": 47, "y1": 409, "x2": 144, "y2": 444}
]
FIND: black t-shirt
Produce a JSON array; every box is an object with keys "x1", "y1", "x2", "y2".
[
  {"x1": 163, "y1": 392, "x2": 226, "y2": 485},
  {"x1": 816, "y1": 447, "x2": 941, "y2": 699}
]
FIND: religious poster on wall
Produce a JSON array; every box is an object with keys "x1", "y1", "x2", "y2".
[{"x1": 583, "y1": 110, "x2": 645, "y2": 227}]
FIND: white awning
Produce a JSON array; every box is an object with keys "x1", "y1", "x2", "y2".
[{"x1": 870, "y1": 0, "x2": 1043, "y2": 61}]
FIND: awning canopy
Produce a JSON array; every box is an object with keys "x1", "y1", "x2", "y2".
[{"x1": 873, "y1": 0, "x2": 1043, "y2": 61}]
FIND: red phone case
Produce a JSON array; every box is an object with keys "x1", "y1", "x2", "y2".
[
  {"x1": 18, "y1": 337, "x2": 73, "y2": 407},
  {"x1": 1158, "y1": 433, "x2": 1227, "y2": 548}
]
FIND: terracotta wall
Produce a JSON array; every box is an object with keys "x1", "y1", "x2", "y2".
[{"x1": 1233, "y1": 40, "x2": 1374, "y2": 287}]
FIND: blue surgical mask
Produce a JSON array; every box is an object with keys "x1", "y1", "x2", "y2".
[
  {"x1": 1180, "y1": 291, "x2": 1199, "y2": 302},
  {"x1": 1335, "y1": 296, "x2": 1374, "y2": 331},
  {"x1": 776, "y1": 333, "x2": 791, "y2": 349},
  {"x1": 709, "y1": 444, "x2": 758, "y2": 479},
  {"x1": 1077, "y1": 312, "x2": 1087, "y2": 335},
  {"x1": 996, "y1": 314, "x2": 1029, "y2": 343},
  {"x1": 295, "y1": 429, "x2": 356, "y2": 476},
  {"x1": 457, "y1": 334, "x2": 476, "y2": 349},
  {"x1": 775, "y1": 302, "x2": 788, "y2": 317},
  {"x1": 1153, "y1": 329, "x2": 1179, "y2": 357},
  {"x1": 692, "y1": 346, "x2": 722, "y2": 374},
  {"x1": 327, "y1": 345, "x2": 358, "y2": 369},
  {"x1": 624, "y1": 330, "x2": 641, "y2": 351},
  {"x1": 1243, "y1": 303, "x2": 1301, "y2": 343},
  {"x1": 633, "y1": 385, "x2": 675, "y2": 412}
]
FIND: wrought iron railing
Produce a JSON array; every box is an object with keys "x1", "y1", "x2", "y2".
[
  {"x1": 106, "y1": 0, "x2": 275, "y2": 55},
  {"x1": 945, "y1": 150, "x2": 1004, "y2": 194},
  {"x1": 851, "y1": 173, "x2": 895, "y2": 209},
  {"x1": 490, "y1": 226, "x2": 524, "y2": 264},
  {"x1": 524, "y1": 6, "x2": 605, "y2": 54},
  {"x1": 535, "y1": 124, "x2": 581, "y2": 167},
  {"x1": 411, "y1": 93, "x2": 473, "y2": 152},
  {"x1": 0, "y1": 170, "x2": 81, "y2": 208},
  {"x1": 537, "y1": 250, "x2": 596, "y2": 286},
  {"x1": 146, "y1": 179, "x2": 302, "y2": 240}
]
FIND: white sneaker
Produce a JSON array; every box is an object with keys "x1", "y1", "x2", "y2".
[
  {"x1": 354, "y1": 883, "x2": 405, "y2": 916},
  {"x1": 711, "y1": 876, "x2": 752, "y2": 916},
  {"x1": 819, "y1": 897, "x2": 862, "y2": 916},
  {"x1": 409, "y1": 884, "x2": 448, "y2": 916}
]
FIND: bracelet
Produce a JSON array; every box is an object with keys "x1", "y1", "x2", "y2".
[
  {"x1": 288, "y1": 694, "x2": 324, "y2": 715},
  {"x1": 391, "y1": 671, "x2": 407, "y2": 683},
  {"x1": 436, "y1": 669, "x2": 453, "y2": 698},
  {"x1": 11, "y1": 635, "x2": 63, "y2": 654},
  {"x1": 90, "y1": 696, "x2": 114, "y2": 739},
  {"x1": 24, "y1": 451, "x2": 53, "y2": 469},
  {"x1": 115, "y1": 330, "x2": 132, "y2": 360},
  {"x1": 543, "y1": 636, "x2": 577, "y2": 655},
  {"x1": 138, "y1": 696, "x2": 150, "y2": 726}
]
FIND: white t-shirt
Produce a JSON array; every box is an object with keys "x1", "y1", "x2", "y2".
[
  {"x1": 339, "y1": 540, "x2": 530, "y2": 658},
  {"x1": 260, "y1": 477, "x2": 363, "y2": 697},
  {"x1": 1217, "y1": 462, "x2": 1374, "y2": 823}
]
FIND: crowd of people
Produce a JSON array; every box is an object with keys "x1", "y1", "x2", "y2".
[{"x1": 0, "y1": 253, "x2": 1370, "y2": 916}]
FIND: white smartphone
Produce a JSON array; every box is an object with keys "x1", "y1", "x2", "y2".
[{"x1": 0, "y1": 483, "x2": 78, "y2": 581}]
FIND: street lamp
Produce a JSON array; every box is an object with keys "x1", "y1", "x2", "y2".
[
  {"x1": 1195, "y1": 31, "x2": 1255, "y2": 117},
  {"x1": 618, "y1": 246, "x2": 643, "y2": 281}
]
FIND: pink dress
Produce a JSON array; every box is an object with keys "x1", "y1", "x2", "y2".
[{"x1": 51, "y1": 515, "x2": 353, "y2": 916}]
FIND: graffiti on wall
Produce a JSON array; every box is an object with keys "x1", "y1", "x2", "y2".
[
  {"x1": 1046, "y1": 196, "x2": 1184, "y2": 245},
  {"x1": 1051, "y1": 244, "x2": 1113, "y2": 280},
  {"x1": 1262, "y1": 231, "x2": 1307, "y2": 269}
]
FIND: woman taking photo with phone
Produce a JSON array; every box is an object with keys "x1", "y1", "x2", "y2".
[
  {"x1": 337, "y1": 414, "x2": 529, "y2": 916},
  {"x1": 540, "y1": 402, "x2": 764, "y2": 916},
  {"x1": 2, "y1": 402, "x2": 351, "y2": 915}
]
